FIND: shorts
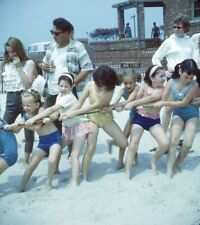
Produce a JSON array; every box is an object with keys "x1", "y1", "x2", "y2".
[
  {"x1": 133, "y1": 112, "x2": 160, "y2": 131},
  {"x1": 38, "y1": 130, "x2": 61, "y2": 154},
  {"x1": 0, "y1": 129, "x2": 18, "y2": 166}
]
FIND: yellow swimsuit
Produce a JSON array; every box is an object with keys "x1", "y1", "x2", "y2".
[{"x1": 87, "y1": 85, "x2": 113, "y2": 128}]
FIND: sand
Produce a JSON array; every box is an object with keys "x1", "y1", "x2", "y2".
[{"x1": 0, "y1": 92, "x2": 200, "y2": 225}]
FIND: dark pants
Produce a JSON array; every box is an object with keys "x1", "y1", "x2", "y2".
[
  {"x1": 45, "y1": 94, "x2": 62, "y2": 134},
  {"x1": 3, "y1": 91, "x2": 34, "y2": 153}
]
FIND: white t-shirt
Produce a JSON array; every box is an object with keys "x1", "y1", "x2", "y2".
[
  {"x1": 43, "y1": 40, "x2": 93, "y2": 95},
  {"x1": 191, "y1": 33, "x2": 200, "y2": 69},
  {"x1": 56, "y1": 93, "x2": 88, "y2": 127},
  {"x1": 32, "y1": 75, "x2": 46, "y2": 102}
]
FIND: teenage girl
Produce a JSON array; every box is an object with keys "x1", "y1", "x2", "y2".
[
  {"x1": 107, "y1": 69, "x2": 141, "y2": 169},
  {"x1": 153, "y1": 59, "x2": 200, "y2": 178},
  {"x1": 124, "y1": 65, "x2": 169, "y2": 179},
  {"x1": 5, "y1": 90, "x2": 62, "y2": 191}
]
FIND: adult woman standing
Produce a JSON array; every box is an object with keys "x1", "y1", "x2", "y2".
[{"x1": 2, "y1": 37, "x2": 36, "y2": 167}]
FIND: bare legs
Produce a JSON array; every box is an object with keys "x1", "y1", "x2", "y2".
[
  {"x1": 82, "y1": 127, "x2": 98, "y2": 181},
  {"x1": 0, "y1": 159, "x2": 9, "y2": 175},
  {"x1": 125, "y1": 125, "x2": 144, "y2": 179},
  {"x1": 107, "y1": 119, "x2": 131, "y2": 169},
  {"x1": 161, "y1": 106, "x2": 173, "y2": 132},
  {"x1": 71, "y1": 136, "x2": 87, "y2": 187},
  {"x1": 167, "y1": 117, "x2": 198, "y2": 178},
  {"x1": 150, "y1": 125, "x2": 169, "y2": 175},
  {"x1": 19, "y1": 144, "x2": 61, "y2": 192},
  {"x1": 70, "y1": 124, "x2": 99, "y2": 187},
  {"x1": 47, "y1": 145, "x2": 61, "y2": 190}
]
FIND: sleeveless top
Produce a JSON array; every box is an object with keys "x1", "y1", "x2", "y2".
[
  {"x1": 171, "y1": 79, "x2": 199, "y2": 120},
  {"x1": 87, "y1": 83, "x2": 113, "y2": 128},
  {"x1": 122, "y1": 88, "x2": 136, "y2": 119},
  {"x1": 2, "y1": 60, "x2": 32, "y2": 92}
]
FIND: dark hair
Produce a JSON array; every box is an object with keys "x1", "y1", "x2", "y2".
[
  {"x1": 174, "y1": 16, "x2": 190, "y2": 33},
  {"x1": 53, "y1": 18, "x2": 73, "y2": 33},
  {"x1": 3, "y1": 37, "x2": 29, "y2": 65},
  {"x1": 172, "y1": 59, "x2": 200, "y2": 87},
  {"x1": 22, "y1": 89, "x2": 42, "y2": 105},
  {"x1": 144, "y1": 65, "x2": 164, "y2": 87},
  {"x1": 93, "y1": 65, "x2": 120, "y2": 91},
  {"x1": 58, "y1": 73, "x2": 74, "y2": 87}
]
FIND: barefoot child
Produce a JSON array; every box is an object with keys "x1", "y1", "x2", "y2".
[
  {"x1": 107, "y1": 69, "x2": 141, "y2": 169},
  {"x1": 62, "y1": 65, "x2": 128, "y2": 164},
  {"x1": 5, "y1": 90, "x2": 62, "y2": 191},
  {"x1": 124, "y1": 65, "x2": 169, "y2": 179},
  {"x1": 153, "y1": 59, "x2": 200, "y2": 178},
  {"x1": 25, "y1": 73, "x2": 98, "y2": 187}
]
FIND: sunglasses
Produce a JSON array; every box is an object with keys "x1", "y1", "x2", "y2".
[
  {"x1": 50, "y1": 30, "x2": 64, "y2": 36},
  {"x1": 173, "y1": 26, "x2": 183, "y2": 29}
]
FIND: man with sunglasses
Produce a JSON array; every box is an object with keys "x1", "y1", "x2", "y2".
[
  {"x1": 42, "y1": 17, "x2": 93, "y2": 105},
  {"x1": 42, "y1": 18, "x2": 93, "y2": 159}
]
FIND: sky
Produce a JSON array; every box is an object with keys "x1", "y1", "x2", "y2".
[{"x1": 0, "y1": 0, "x2": 163, "y2": 52}]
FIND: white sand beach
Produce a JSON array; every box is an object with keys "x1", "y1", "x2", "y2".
[{"x1": 1, "y1": 91, "x2": 200, "y2": 225}]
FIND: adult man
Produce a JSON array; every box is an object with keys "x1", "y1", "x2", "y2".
[
  {"x1": 42, "y1": 18, "x2": 93, "y2": 159},
  {"x1": 43, "y1": 17, "x2": 93, "y2": 106},
  {"x1": 151, "y1": 22, "x2": 160, "y2": 45}
]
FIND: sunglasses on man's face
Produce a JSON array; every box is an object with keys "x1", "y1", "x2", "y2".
[
  {"x1": 50, "y1": 30, "x2": 64, "y2": 36},
  {"x1": 173, "y1": 26, "x2": 183, "y2": 30}
]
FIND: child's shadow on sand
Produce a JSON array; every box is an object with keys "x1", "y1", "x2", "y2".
[{"x1": 0, "y1": 175, "x2": 22, "y2": 197}]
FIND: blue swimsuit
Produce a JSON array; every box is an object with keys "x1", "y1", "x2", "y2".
[
  {"x1": 23, "y1": 113, "x2": 61, "y2": 154},
  {"x1": 122, "y1": 89, "x2": 136, "y2": 119},
  {"x1": 171, "y1": 80, "x2": 199, "y2": 122}
]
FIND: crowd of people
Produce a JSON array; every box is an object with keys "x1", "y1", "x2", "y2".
[{"x1": 1, "y1": 16, "x2": 200, "y2": 191}]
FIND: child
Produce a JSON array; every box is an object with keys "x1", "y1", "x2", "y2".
[
  {"x1": 62, "y1": 65, "x2": 128, "y2": 165},
  {"x1": 25, "y1": 73, "x2": 98, "y2": 187},
  {"x1": 107, "y1": 69, "x2": 141, "y2": 169},
  {"x1": 32, "y1": 62, "x2": 46, "y2": 104},
  {"x1": 0, "y1": 119, "x2": 18, "y2": 175},
  {"x1": 153, "y1": 59, "x2": 200, "y2": 178},
  {"x1": 5, "y1": 90, "x2": 62, "y2": 191},
  {"x1": 124, "y1": 65, "x2": 169, "y2": 179}
]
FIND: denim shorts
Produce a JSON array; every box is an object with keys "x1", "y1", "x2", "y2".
[{"x1": 0, "y1": 129, "x2": 18, "y2": 166}]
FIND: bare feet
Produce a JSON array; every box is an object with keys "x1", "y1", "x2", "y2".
[
  {"x1": 115, "y1": 161, "x2": 124, "y2": 170},
  {"x1": 23, "y1": 161, "x2": 29, "y2": 170},
  {"x1": 167, "y1": 169, "x2": 173, "y2": 179},
  {"x1": 18, "y1": 185, "x2": 25, "y2": 193},
  {"x1": 107, "y1": 140, "x2": 113, "y2": 154},
  {"x1": 71, "y1": 180, "x2": 78, "y2": 188},
  {"x1": 150, "y1": 160, "x2": 158, "y2": 175},
  {"x1": 55, "y1": 169, "x2": 61, "y2": 174},
  {"x1": 46, "y1": 184, "x2": 53, "y2": 191}
]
